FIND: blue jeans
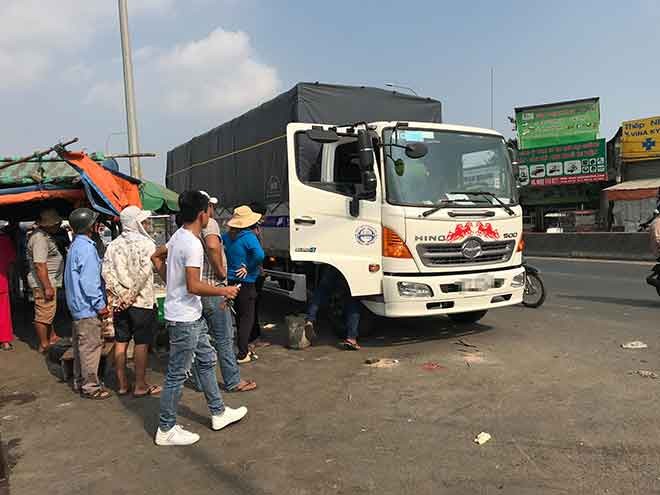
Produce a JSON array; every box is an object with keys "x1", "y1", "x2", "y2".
[
  {"x1": 306, "y1": 269, "x2": 361, "y2": 340},
  {"x1": 199, "y1": 296, "x2": 240, "y2": 390},
  {"x1": 159, "y1": 318, "x2": 225, "y2": 432}
]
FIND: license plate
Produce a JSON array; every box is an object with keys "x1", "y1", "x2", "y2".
[{"x1": 461, "y1": 276, "x2": 494, "y2": 292}]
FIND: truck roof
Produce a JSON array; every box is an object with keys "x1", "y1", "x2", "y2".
[{"x1": 368, "y1": 121, "x2": 504, "y2": 138}]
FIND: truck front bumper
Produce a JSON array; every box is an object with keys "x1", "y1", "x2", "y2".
[{"x1": 363, "y1": 266, "x2": 525, "y2": 318}]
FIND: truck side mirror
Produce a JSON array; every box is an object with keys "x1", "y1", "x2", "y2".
[
  {"x1": 405, "y1": 142, "x2": 428, "y2": 159},
  {"x1": 512, "y1": 161, "x2": 520, "y2": 180},
  {"x1": 362, "y1": 170, "x2": 377, "y2": 196},
  {"x1": 357, "y1": 130, "x2": 374, "y2": 171},
  {"x1": 349, "y1": 170, "x2": 378, "y2": 218}
]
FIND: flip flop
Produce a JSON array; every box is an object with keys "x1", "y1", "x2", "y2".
[
  {"x1": 342, "y1": 340, "x2": 361, "y2": 351},
  {"x1": 81, "y1": 388, "x2": 113, "y2": 400},
  {"x1": 133, "y1": 385, "x2": 162, "y2": 398},
  {"x1": 228, "y1": 380, "x2": 257, "y2": 393}
]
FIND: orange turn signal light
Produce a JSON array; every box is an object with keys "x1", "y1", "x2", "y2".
[
  {"x1": 382, "y1": 227, "x2": 413, "y2": 259},
  {"x1": 516, "y1": 236, "x2": 525, "y2": 252}
]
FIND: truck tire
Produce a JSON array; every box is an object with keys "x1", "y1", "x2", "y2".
[{"x1": 447, "y1": 310, "x2": 488, "y2": 324}]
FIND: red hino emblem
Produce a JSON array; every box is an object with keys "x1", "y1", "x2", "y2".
[
  {"x1": 445, "y1": 222, "x2": 500, "y2": 242},
  {"x1": 446, "y1": 222, "x2": 474, "y2": 242},
  {"x1": 477, "y1": 222, "x2": 500, "y2": 240}
]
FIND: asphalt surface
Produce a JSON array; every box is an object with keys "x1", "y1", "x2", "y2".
[{"x1": 2, "y1": 258, "x2": 660, "y2": 494}]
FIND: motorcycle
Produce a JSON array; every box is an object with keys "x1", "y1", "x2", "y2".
[
  {"x1": 639, "y1": 218, "x2": 660, "y2": 296},
  {"x1": 522, "y1": 263, "x2": 546, "y2": 308}
]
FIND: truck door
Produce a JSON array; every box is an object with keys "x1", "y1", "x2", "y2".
[{"x1": 287, "y1": 123, "x2": 382, "y2": 296}]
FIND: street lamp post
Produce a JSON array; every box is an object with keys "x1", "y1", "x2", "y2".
[
  {"x1": 118, "y1": 0, "x2": 142, "y2": 179},
  {"x1": 385, "y1": 83, "x2": 419, "y2": 96}
]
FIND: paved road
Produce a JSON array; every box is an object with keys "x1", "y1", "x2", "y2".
[
  {"x1": 528, "y1": 256, "x2": 658, "y2": 325},
  {"x1": 3, "y1": 258, "x2": 660, "y2": 495}
]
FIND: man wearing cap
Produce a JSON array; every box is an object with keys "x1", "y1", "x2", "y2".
[
  {"x1": 196, "y1": 192, "x2": 256, "y2": 392},
  {"x1": 65, "y1": 208, "x2": 112, "y2": 400},
  {"x1": 27, "y1": 208, "x2": 65, "y2": 352},
  {"x1": 103, "y1": 206, "x2": 161, "y2": 397}
]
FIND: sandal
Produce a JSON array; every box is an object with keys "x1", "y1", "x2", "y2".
[
  {"x1": 228, "y1": 380, "x2": 257, "y2": 393},
  {"x1": 342, "y1": 340, "x2": 361, "y2": 351},
  {"x1": 1, "y1": 343, "x2": 14, "y2": 351},
  {"x1": 133, "y1": 385, "x2": 162, "y2": 398},
  {"x1": 82, "y1": 388, "x2": 113, "y2": 400}
]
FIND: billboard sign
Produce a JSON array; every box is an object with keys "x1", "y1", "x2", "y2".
[
  {"x1": 515, "y1": 98, "x2": 600, "y2": 150},
  {"x1": 517, "y1": 139, "x2": 607, "y2": 187},
  {"x1": 621, "y1": 116, "x2": 660, "y2": 161}
]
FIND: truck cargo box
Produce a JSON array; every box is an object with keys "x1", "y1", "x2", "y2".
[{"x1": 166, "y1": 82, "x2": 442, "y2": 208}]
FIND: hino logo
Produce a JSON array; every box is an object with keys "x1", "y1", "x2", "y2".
[
  {"x1": 415, "y1": 234, "x2": 447, "y2": 242},
  {"x1": 461, "y1": 239, "x2": 482, "y2": 259}
]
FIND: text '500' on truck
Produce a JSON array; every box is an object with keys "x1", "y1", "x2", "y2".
[{"x1": 167, "y1": 82, "x2": 524, "y2": 330}]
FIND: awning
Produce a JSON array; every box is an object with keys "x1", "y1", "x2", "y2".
[
  {"x1": 140, "y1": 181, "x2": 179, "y2": 214},
  {"x1": 604, "y1": 178, "x2": 660, "y2": 201}
]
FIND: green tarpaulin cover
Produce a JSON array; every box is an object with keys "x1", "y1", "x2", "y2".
[{"x1": 140, "y1": 181, "x2": 179, "y2": 213}]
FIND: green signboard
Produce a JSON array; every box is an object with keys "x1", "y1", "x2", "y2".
[
  {"x1": 517, "y1": 139, "x2": 607, "y2": 187},
  {"x1": 515, "y1": 98, "x2": 600, "y2": 150}
]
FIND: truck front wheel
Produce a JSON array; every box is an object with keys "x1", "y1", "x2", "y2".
[{"x1": 447, "y1": 310, "x2": 488, "y2": 324}]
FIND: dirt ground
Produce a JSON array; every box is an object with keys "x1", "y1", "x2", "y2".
[{"x1": 2, "y1": 259, "x2": 660, "y2": 494}]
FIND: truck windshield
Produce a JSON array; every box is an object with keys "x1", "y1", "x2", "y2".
[{"x1": 382, "y1": 129, "x2": 517, "y2": 207}]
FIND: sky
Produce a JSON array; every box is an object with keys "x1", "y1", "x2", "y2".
[{"x1": 1, "y1": 0, "x2": 659, "y2": 183}]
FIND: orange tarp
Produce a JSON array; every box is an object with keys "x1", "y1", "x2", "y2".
[{"x1": 60, "y1": 150, "x2": 142, "y2": 213}]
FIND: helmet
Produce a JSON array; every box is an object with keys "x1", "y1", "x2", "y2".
[{"x1": 69, "y1": 208, "x2": 98, "y2": 234}]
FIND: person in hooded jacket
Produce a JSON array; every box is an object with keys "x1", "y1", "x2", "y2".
[
  {"x1": 102, "y1": 206, "x2": 161, "y2": 397},
  {"x1": 222, "y1": 206, "x2": 265, "y2": 363}
]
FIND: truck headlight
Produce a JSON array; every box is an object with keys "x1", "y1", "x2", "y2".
[
  {"x1": 511, "y1": 273, "x2": 525, "y2": 288},
  {"x1": 397, "y1": 281, "x2": 433, "y2": 297}
]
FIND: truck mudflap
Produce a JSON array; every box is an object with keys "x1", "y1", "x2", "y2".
[{"x1": 362, "y1": 266, "x2": 525, "y2": 318}]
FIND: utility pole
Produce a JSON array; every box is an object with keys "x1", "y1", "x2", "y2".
[{"x1": 118, "y1": 0, "x2": 142, "y2": 178}]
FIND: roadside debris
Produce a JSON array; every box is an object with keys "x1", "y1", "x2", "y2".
[
  {"x1": 365, "y1": 358, "x2": 399, "y2": 368},
  {"x1": 621, "y1": 341, "x2": 648, "y2": 349},
  {"x1": 628, "y1": 370, "x2": 659, "y2": 379},
  {"x1": 421, "y1": 362, "x2": 446, "y2": 371},
  {"x1": 474, "y1": 432, "x2": 492, "y2": 445},
  {"x1": 462, "y1": 352, "x2": 484, "y2": 365}
]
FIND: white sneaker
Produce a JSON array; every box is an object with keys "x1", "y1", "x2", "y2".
[
  {"x1": 154, "y1": 425, "x2": 200, "y2": 446},
  {"x1": 211, "y1": 406, "x2": 248, "y2": 431}
]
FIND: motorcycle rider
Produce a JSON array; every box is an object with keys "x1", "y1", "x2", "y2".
[{"x1": 643, "y1": 189, "x2": 660, "y2": 288}]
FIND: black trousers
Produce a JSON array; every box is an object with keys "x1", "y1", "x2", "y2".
[
  {"x1": 250, "y1": 275, "x2": 265, "y2": 342},
  {"x1": 231, "y1": 281, "x2": 257, "y2": 359}
]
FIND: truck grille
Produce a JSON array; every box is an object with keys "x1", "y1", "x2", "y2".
[{"x1": 417, "y1": 239, "x2": 515, "y2": 267}]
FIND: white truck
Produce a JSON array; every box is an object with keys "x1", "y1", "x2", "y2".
[{"x1": 167, "y1": 83, "x2": 524, "y2": 330}]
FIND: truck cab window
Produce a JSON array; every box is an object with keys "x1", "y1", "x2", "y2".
[{"x1": 295, "y1": 133, "x2": 375, "y2": 199}]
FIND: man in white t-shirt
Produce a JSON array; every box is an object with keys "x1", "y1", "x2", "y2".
[{"x1": 151, "y1": 190, "x2": 246, "y2": 446}]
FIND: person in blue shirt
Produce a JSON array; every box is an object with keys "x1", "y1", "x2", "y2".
[
  {"x1": 64, "y1": 208, "x2": 111, "y2": 400},
  {"x1": 222, "y1": 206, "x2": 265, "y2": 363}
]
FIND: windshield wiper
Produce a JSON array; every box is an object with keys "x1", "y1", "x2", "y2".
[
  {"x1": 450, "y1": 191, "x2": 515, "y2": 216},
  {"x1": 421, "y1": 201, "x2": 454, "y2": 217}
]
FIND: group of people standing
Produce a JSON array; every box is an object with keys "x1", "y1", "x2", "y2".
[{"x1": 14, "y1": 189, "x2": 267, "y2": 446}]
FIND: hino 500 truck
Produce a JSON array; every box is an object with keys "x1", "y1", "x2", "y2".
[{"x1": 167, "y1": 83, "x2": 524, "y2": 328}]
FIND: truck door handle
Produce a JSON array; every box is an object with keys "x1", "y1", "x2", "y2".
[{"x1": 294, "y1": 217, "x2": 316, "y2": 225}]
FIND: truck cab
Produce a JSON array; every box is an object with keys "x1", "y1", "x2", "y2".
[{"x1": 286, "y1": 121, "x2": 525, "y2": 323}]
